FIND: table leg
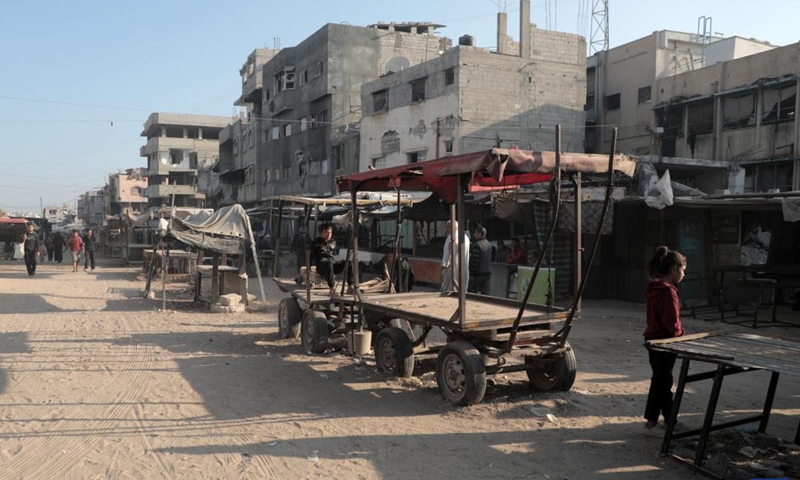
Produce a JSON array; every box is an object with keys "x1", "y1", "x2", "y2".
[
  {"x1": 662, "y1": 358, "x2": 691, "y2": 454},
  {"x1": 759, "y1": 371, "x2": 780, "y2": 434},
  {"x1": 694, "y1": 364, "x2": 726, "y2": 466}
]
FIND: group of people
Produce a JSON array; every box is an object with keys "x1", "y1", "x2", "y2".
[
  {"x1": 18, "y1": 225, "x2": 97, "y2": 276},
  {"x1": 439, "y1": 221, "x2": 528, "y2": 295}
]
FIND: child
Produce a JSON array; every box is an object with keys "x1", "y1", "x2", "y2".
[{"x1": 643, "y1": 245, "x2": 687, "y2": 429}]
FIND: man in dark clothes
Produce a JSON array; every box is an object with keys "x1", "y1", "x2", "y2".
[
  {"x1": 20, "y1": 223, "x2": 40, "y2": 276},
  {"x1": 83, "y1": 228, "x2": 97, "y2": 272},
  {"x1": 52, "y1": 232, "x2": 65, "y2": 263},
  {"x1": 468, "y1": 226, "x2": 492, "y2": 295},
  {"x1": 311, "y1": 223, "x2": 337, "y2": 291}
]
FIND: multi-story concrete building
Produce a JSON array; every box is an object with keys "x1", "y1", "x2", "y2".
[
  {"x1": 43, "y1": 204, "x2": 75, "y2": 225},
  {"x1": 218, "y1": 22, "x2": 449, "y2": 203},
  {"x1": 107, "y1": 168, "x2": 148, "y2": 216},
  {"x1": 359, "y1": 7, "x2": 586, "y2": 170},
  {"x1": 216, "y1": 48, "x2": 279, "y2": 207},
  {"x1": 78, "y1": 190, "x2": 104, "y2": 228},
  {"x1": 140, "y1": 112, "x2": 229, "y2": 209},
  {"x1": 654, "y1": 41, "x2": 800, "y2": 193},
  {"x1": 585, "y1": 31, "x2": 774, "y2": 157}
]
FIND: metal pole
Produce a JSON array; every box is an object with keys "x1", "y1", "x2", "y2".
[
  {"x1": 273, "y1": 201, "x2": 284, "y2": 278},
  {"x1": 574, "y1": 172, "x2": 582, "y2": 314},
  {"x1": 350, "y1": 187, "x2": 361, "y2": 299},
  {"x1": 456, "y1": 174, "x2": 466, "y2": 327}
]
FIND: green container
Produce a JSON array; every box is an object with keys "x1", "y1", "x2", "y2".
[{"x1": 516, "y1": 266, "x2": 556, "y2": 305}]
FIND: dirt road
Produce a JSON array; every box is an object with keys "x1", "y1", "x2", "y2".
[{"x1": 0, "y1": 257, "x2": 797, "y2": 479}]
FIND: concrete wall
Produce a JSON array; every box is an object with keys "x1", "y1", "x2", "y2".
[
  {"x1": 655, "y1": 42, "x2": 800, "y2": 166},
  {"x1": 706, "y1": 37, "x2": 776, "y2": 66},
  {"x1": 255, "y1": 23, "x2": 444, "y2": 199},
  {"x1": 360, "y1": 28, "x2": 586, "y2": 171}
]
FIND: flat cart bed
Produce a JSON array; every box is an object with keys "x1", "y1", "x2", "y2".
[
  {"x1": 340, "y1": 291, "x2": 567, "y2": 332},
  {"x1": 273, "y1": 277, "x2": 342, "y2": 305}
]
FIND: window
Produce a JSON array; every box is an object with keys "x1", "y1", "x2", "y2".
[
  {"x1": 275, "y1": 68, "x2": 296, "y2": 92},
  {"x1": 604, "y1": 93, "x2": 620, "y2": 111},
  {"x1": 265, "y1": 89, "x2": 270, "y2": 101},
  {"x1": 723, "y1": 93, "x2": 755, "y2": 129},
  {"x1": 313, "y1": 110, "x2": 328, "y2": 128},
  {"x1": 321, "y1": 159, "x2": 329, "y2": 175},
  {"x1": 332, "y1": 145, "x2": 343, "y2": 171},
  {"x1": 271, "y1": 127, "x2": 280, "y2": 140},
  {"x1": 372, "y1": 157, "x2": 386, "y2": 170},
  {"x1": 637, "y1": 86, "x2": 652, "y2": 104},
  {"x1": 131, "y1": 187, "x2": 142, "y2": 196},
  {"x1": 314, "y1": 61, "x2": 324, "y2": 77},
  {"x1": 232, "y1": 139, "x2": 239, "y2": 155},
  {"x1": 585, "y1": 94, "x2": 595, "y2": 111},
  {"x1": 245, "y1": 165, "x2": 255, "y2": 185},
  {"x1": 263, "y1": 129, "x2": 269, "y2": 142},
  {"x1": 282, "y1": 166, "x2": 290, "y2": 179},
  {"x1": 444, "y1": 140, "x2": 453, "y2": 154},
  {"x1": 265, "y1": 170, "x2": 271, "y2": 181},
  {"x1": 372, "y1": 89, "x2": 389, "y2": 113},
  {"x1": 407, "y1": 151, "x2": 426, "y2": 163},
  {"x1": 762, "y1": 85, "x2": 796, "y2": 124},
  {"x1": 284, "y1": 123, "x2": 292, "y2": 137},
  {"x1": 444, "y1": 68, "x2": 455, "y2": 85},
  {"x1": 300, "y1": 116, "x2": 309, "y2": 132},
  {"x1": 274, "y1": 168, "x2": 280, "y2": 181},
  {"x1": 687, "y1": 100, "x2": 713, "y2": 135},
  {"x1": 299, "y1": 70, "x2": 308, "y2": 86},
  {"x1": 411, "y1": 78, "x2": 426, "y2": 102}
]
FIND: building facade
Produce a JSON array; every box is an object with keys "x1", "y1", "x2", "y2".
[
  {"x1": 359, "y1": 21, "x2": 586, "y2": 170},
  {"x1": 140, "y1": 112, "x2": 229, "y2": 209},
  {"x1": 585, "y1": 31, "x2": 774, "y2": 157},
  {"x1": 217, "y1": 22, "x2": 448, "y2": 203},
  {"x1": 654, "y1": 41, "x2": 800, "y2": 193},
  {"x1": 107, "y1": 168, "x2": 148, "y2": 216}
]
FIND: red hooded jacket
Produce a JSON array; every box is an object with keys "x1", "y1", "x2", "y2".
[{"x1": 644, "y1": 279, "x2": 684, "y2": 340}]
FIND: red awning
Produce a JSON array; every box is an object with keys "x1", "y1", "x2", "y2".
[
  {"x1": 0, "y1": 217, "x2": 28, "y2": 225},
  {"x1": 337, "y1": 148, "x2": 636, "y2": 203}
]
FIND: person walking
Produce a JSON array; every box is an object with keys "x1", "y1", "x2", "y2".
[
  {"x1": 468, "y1": 226, "x2": 492, "y2": 295},
  {"x1": 45, "y1": 231, "x2": 54, "y2": 262},
  {"x1": 67, "y1": 230, "x2": 84, "y2": 273},
  {"x1": 440, "y1": 220, "x2": 469, "y2": 292},
  {"x1": 82, "y1": 228, "x2": 96, "y2": 272},
  {"x1": 52, "y1": 232, "x2": 65, "y2": 263},
  {"x1": 643, "y1": 245, "x2": 687, "y2": 430},
  {"x1": 20, "y1": 223, "x2": 40, "y2": 277}
]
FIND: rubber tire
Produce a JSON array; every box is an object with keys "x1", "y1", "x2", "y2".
[
  {"x1": 301, "y1": 310, "x2": 329, "y2": 354},
  {"x1": 388, "y1": 318, "x2": 416, "y2": 343},
  {"x1": 278, "y1": 297, "x2": 302, "y2": 339},
  {"x1": 435, "y1": 341, "x2": 487, "y2": 406},
  {"x1": 375, "y1": 327, "x2": 415, "y2": 378},
  {"x1": 526, "y1": 342, "x2": 578, "y2": 392}
]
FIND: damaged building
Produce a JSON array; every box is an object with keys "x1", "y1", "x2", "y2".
[
  {"x1": 217, "y1": 22, "x2": 449, "y2": 203},
  {"x1": 360, "y1": 2, "x2": 586, "y2": 169},
  {"x1": 140, "y1": 112, "x2": 230, "y2": 210}
]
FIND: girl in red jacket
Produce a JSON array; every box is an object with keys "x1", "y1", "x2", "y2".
[{"x1": 643, "y1": 245, "x2": 686, "y2": 429}]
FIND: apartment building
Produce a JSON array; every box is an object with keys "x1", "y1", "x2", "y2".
[
  {"x1": 107, "y1": 168, "x2": 148, "y2": 216},
  {"x1": 360, "y1": 8, "x2": 586, "y2": 170},
  {"x1": 140, "y1": 112, "x2": 229, "y2": 209},
  {"x1": 216, "y1": 48, "x2": 279, "y2": 207},
  {"x1": 218, "y1": 22, "x2": 449, "y2": 203},
  {"x1": 654, "y1": 40, "x2": 800, "y2": 193},
  {"x1": 585, "y1": 30, "x2": 774, "y2": 158},
  {"x1": 78, "y1": 190, "x2": 104, "y2": 227}
]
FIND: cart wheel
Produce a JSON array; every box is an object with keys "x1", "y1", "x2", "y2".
[
  {"x1": 436, "y1": 341, "x2": 486, "y2": 406},
  {"x1": 301, "y1": 310, "x2": 329, "y2": 354},
  {"x1": 388, "y1": 318, "x2": 417, "y2": 343},
  {"x1": 278, "y1": 297, "x2": 302, "y2": 339},
  {"x1": 526, "y1": 342, "x2": 577, "y2": 392},
  {"x1": 375, "y1": 327, "x2": 414, "y2": 378}
]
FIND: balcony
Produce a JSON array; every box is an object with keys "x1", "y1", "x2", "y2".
[{"x1": 146, "y1": 184, "x2": 199, "y2": 198}]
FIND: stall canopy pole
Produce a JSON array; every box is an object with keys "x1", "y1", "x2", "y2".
[
  {"x1": 244, "y1": 211, "x2": 267, "y2": 305},
  {"x1": 556, "y1": 127, "x2": 618, "y2": 347},
  {"x1": 456, "y1": 173, "x2": 467, "y2": 327},
  {"x1": 350, "y1": 186, "x2": 362, "y2": 301},
  {"x1": 505, "y1": 125, "x2": 562, "y2": 352},
  {"x1": 303, "y1": 204, "x2": 312, "y2": 303},
  {"x1": 272, "y1": 201, "x2": 284, "y2": 278},
  {"x1": 574, "y1": 171, "x2": 582, "y2": 314},
  {"x1": 387, "y1": 188, "x2": 402, "y2": 293}
]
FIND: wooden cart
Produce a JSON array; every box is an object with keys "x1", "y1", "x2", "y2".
[{"x1": 331, "y1": 127, "x2": 636, "y2": 405}]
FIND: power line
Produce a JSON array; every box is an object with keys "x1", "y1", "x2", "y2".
[{"x1": 0, "y1": 95, "x2": 152, "y2": 112}]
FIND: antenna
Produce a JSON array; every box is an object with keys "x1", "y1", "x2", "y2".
[
  {"x1": 589, "y1": 0, "x2": 609, "y2": 54},
  {"x1": 273, "y1": 37, "x2": 281, "y2": 50},
  {"x1": 697, "y1": 16, "x2": 712, "y2": 68}
]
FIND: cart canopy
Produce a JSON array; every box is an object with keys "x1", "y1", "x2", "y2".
[{"x1": 337, "y1": 148, "x2": 636, "y2": 203}]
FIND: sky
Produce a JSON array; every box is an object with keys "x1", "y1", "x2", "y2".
[{"x1": 1, "y1": 0, "x2": 798, "y2": 214}]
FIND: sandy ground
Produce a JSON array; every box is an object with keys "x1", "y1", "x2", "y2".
[{"x1": 0, "y1": 255, "x2": 798, "y2": 480}]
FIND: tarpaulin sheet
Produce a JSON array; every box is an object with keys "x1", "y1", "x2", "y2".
[{"x1": 337, "y1": 148, "x2": 636, "y2": 203}]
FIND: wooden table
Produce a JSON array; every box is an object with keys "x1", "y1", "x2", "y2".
[{"x1": 195, "y1": 265, "x2": 243, "y2": 303}]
